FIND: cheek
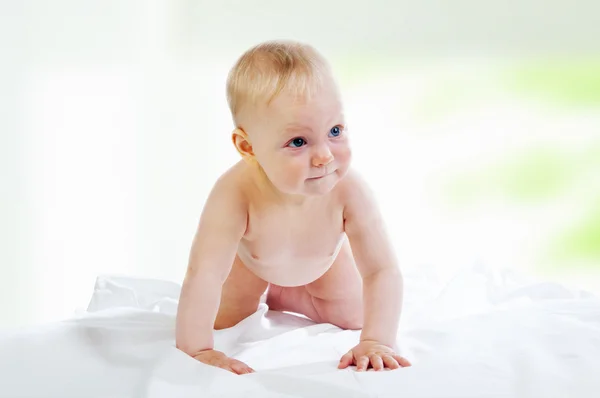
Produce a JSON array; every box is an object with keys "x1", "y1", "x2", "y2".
[
  {"x1": 252, "y1": 152, "x2": 280, "y2": 181},
  {"x1": 334, "y1": 143, "x2": 352, "y2": 165},
  {"x1": 284, "y1": 155, "x2": 309, "y2": 179},
  {"x1": 260, "y1": 152, "x2": 307, "y2": 184}
]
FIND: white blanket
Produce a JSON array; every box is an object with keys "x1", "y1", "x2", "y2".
[{"x1": 1, "y1": 265, "x2": 599, "y2": 398}]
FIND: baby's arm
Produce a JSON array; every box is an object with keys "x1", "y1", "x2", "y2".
[
  {"x1": 175, "y1": 174, "x2": 250, "y2": 373},
  {"x1": 339, "y1": 171, "x2": 411, "y2": 370}
]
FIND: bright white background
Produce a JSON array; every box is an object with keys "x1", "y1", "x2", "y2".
[{"x1": 1, "y1": 0, "x2": 599, "y2": 328}]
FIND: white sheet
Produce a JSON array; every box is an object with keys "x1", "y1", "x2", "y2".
[{"x1": 1, "y1": 265, "x2": 599, "y2": 398}]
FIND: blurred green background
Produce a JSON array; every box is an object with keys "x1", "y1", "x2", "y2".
[
  {"x1": 334, "y1": 56, "x2": 600, "y2": 290},
  {"x1": 2, "y1": 0, "x2": 599, "y2": 327}
]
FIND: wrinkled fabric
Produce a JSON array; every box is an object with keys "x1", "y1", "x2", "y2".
[{"x1": 1, "y1": 265, "x2": 599, "y2": 398}]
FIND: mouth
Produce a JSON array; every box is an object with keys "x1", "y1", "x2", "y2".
[{"x1": 307, "y1": 170, "x2": 335, "y2": 180}]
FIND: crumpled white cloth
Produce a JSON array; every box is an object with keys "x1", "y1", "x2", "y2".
[{"x1": 1, "y1": 264, "x2": 599, "y2": 398}]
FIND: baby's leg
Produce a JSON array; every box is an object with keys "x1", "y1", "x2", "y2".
[
  {"x1": 214, "y1": 254, "x2": 268, "y2": 329},
  {"x1": 267, "y1": 239, "x2": 364, "y2": 330}
]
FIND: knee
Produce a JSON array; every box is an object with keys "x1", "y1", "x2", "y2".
[
  {"x1": 265, "y1": 284, "x2": 284, "y2": 310},
  {"x1": 214, "y1": 319, "x2": 236, "y2": 330},
  {"x1": 321, "y1": 304, "x2": 363, "y2": 330},
  {"x1": 214, "y1": 305, "x2": 258, "y2": 330},
  {"x1": 333, "y1": 316, "x2": 363, "y2": 331}
]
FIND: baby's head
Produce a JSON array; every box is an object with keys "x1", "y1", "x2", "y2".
[{"x1": 226, "y1": 40, "x2": 351, "y2": 197}]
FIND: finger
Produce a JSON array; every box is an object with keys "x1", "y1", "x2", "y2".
[
  {"x1": 370, "y1": 354, "x2": 384, "y2": 371},
  {"x1": 237, "y1": 367, "x2": 253, "y2": 375},
  {"x1": 382, "y1": 354, "x2": 400, "y2": 370},
  {"x1": 338, "y1": 351, "x2": 354, "y2": 369},
  {"x1": 356, "y1": 356, "x2": 369, "y2": 372},
  {"x1": 231, "y1": 361, "x2": 254, "y2": 374},
  {"x1": 230, "y1": 362, "x2": 247, "y2": 374},
  {"x1": 393, "y1": 355, "x2": 412, "y2": 367}
]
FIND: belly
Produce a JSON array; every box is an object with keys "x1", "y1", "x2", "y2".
[{"x1": 237, "y1": 236, "x2": 346, "y2": 287}]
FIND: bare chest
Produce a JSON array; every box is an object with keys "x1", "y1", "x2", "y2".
[{"x1": 237, "y1": 204, "x2": 346, "y2": 286}]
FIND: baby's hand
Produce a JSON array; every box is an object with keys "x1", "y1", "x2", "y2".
[
  {"x1": 338, "y1": 340, "x2": 411, "y2": 371},
  {"x1": 193, "y1": 349, "x2": 254, "y2": 375}
]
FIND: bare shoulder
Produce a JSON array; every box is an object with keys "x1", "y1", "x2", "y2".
[
  {"x1": 186, "y1": 161, "x2": 252, "y2": 276},
  {"x1": 336, "y1": 168, "x2": 380, "y2": 223},
  {"x1": 209, "y1": 161, "x2": 252, "y2": 200},
  {"x1": 336, "y1": 168, "x2": 398, "y2": 277},
  {"x1": 199, "y1": 161, "x2": 250, "y2": 231},
  {"x1": 336, "y1": 168, "x2": 374, "y2": 195},
  {"x1": 213, "y1": 161, "x2": 246, "y2": 194}
]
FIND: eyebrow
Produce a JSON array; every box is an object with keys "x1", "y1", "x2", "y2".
[
  {"x1": 283, "y1": 124, "x2": 312, "y2": 133},
  {"x1": 281, "y1": 113, "x2": 346, "y2": 134}
]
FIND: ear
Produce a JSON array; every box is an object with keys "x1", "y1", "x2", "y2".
[{"x1": 232, "y1": 128, "x2": 255, "y2": 160}]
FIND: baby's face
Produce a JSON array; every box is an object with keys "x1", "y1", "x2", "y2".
[{"x1": 247, "y1": 82, "x2": 351, "y2": 197}]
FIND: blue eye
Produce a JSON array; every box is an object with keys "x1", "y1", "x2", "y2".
[
  {"x1": 329, "y1": 126, "x2": 342, "y2": 137},
  {"x1": 288, "y1": 137, "x2": 306, "y2": 148}
]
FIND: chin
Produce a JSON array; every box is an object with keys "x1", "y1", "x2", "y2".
[{"x1": 302, "y1": 174, "x2": 340, "y2": 196}]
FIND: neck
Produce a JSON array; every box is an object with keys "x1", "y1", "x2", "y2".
[{"x1": 249, "y1": 162, "x2": 315, "y2": 207}]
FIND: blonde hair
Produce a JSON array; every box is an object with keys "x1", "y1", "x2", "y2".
[{"x1": 226, "y1": 40, "x2": 332, "y2": 126}]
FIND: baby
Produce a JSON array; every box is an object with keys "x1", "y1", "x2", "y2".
[{"x1": 175, "y1": 40, "x2": 411, "y2": 374}]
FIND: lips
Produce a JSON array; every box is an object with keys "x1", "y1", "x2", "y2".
[{"x1": 308, "y1": 171, "x2": 334, "y2": 180}]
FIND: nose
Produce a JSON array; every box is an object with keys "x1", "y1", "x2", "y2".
[{"x1": 312, "y1": 145, "x2": 334, "y2": 167}]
